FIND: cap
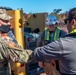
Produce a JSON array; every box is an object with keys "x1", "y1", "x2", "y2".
[{"x1": 0, "y1": 9, "x2": 13, "y2": 20}]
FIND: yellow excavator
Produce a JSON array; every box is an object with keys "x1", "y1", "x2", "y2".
[
  {"x1": 7, "y1": 9, "x2": 46, "y2": 75},
  {"x1": 8, "y1": 10, "x2": 26, "y2": 75}
]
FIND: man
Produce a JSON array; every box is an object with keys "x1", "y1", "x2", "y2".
[
  {"x1": 37, "y1": 14, "x2": 67, "y2": 46},
  {"x1": 37, "y1": 14, "x2": 67, "y2": 75},
  {"x1": 31, "y1": 7, "x2": 76, "y2": 75},
  {"x1": 0, "y1": 9, "x2": 32, "y2": 75}
]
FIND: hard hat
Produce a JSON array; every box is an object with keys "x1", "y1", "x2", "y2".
[{"x1": 45, "y1": 14, "x2": 58, "y2": 26}]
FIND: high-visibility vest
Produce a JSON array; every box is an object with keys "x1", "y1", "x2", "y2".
[
  {"x1": 70, "y1": 29, "x2": 76, "y2": 33},
  {"x1": 44, "y1": 27, "x2": 60, "y2": 42}
]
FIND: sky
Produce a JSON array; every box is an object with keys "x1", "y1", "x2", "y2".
[{"x1": 0, "y1": 0, "x2": 76, "y2": 14}]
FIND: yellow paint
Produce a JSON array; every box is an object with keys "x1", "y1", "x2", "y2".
[{"x1": 7, "y1": 10, "x2": 26, "y2": 75}]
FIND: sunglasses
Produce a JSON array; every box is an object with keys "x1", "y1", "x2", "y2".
[{"x1": 64, "y1": 18, "x2": 72, "y2": 24}]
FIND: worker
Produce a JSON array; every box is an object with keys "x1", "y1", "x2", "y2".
[
  {"x1": 31, "y1": 7, "x2": 76, "y2": 75},
  {"x1": 37, "y1": 14, "x2": 67, "y2": 46},
  {"x1": 37, "y1": 14, "x2": 67, "y2": 75},
  {"x1": 0, "y1": 9, "x2": 32, "y2": 75}
]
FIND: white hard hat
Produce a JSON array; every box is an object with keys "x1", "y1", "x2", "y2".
[{"x1": 45, "y1": 14, "x2": 58, "y2": 26}]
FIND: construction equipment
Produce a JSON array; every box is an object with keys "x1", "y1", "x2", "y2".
[
  {"x1": 7, "y1": 10, "x2": 48, "y2": 75},
  {"x1": 8, "y1": 9, "x2": 26, "y2": 75}
]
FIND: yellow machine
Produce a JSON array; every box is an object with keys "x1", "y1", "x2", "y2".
[
  {"x1": 7, "y1": 10, "x2": 48, "y2": 75},
  {"x1": 7, "y1": 10, "x2": 26, "y2": 75}
]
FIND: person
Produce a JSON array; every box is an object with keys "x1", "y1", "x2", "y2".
[
  {"x1": 0, "y1": 9, "x2": 32, "y2": 75},
  {"x1": 31, "y1": 7, "x2": 76, "y2": 75},
  {"x1": 37, "y1": 14, "x2": 67, "y2": 75},
  {"x1": 37, "y1": 14, "x2": 67, "y2": 46}
]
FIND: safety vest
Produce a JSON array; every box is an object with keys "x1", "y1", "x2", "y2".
[
  {"x1": 70, "y1": 29, "x2": 76, "y2": 33},
  {"x1": 44, "y1": 27, "x2": 60, "y2": 42}
]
